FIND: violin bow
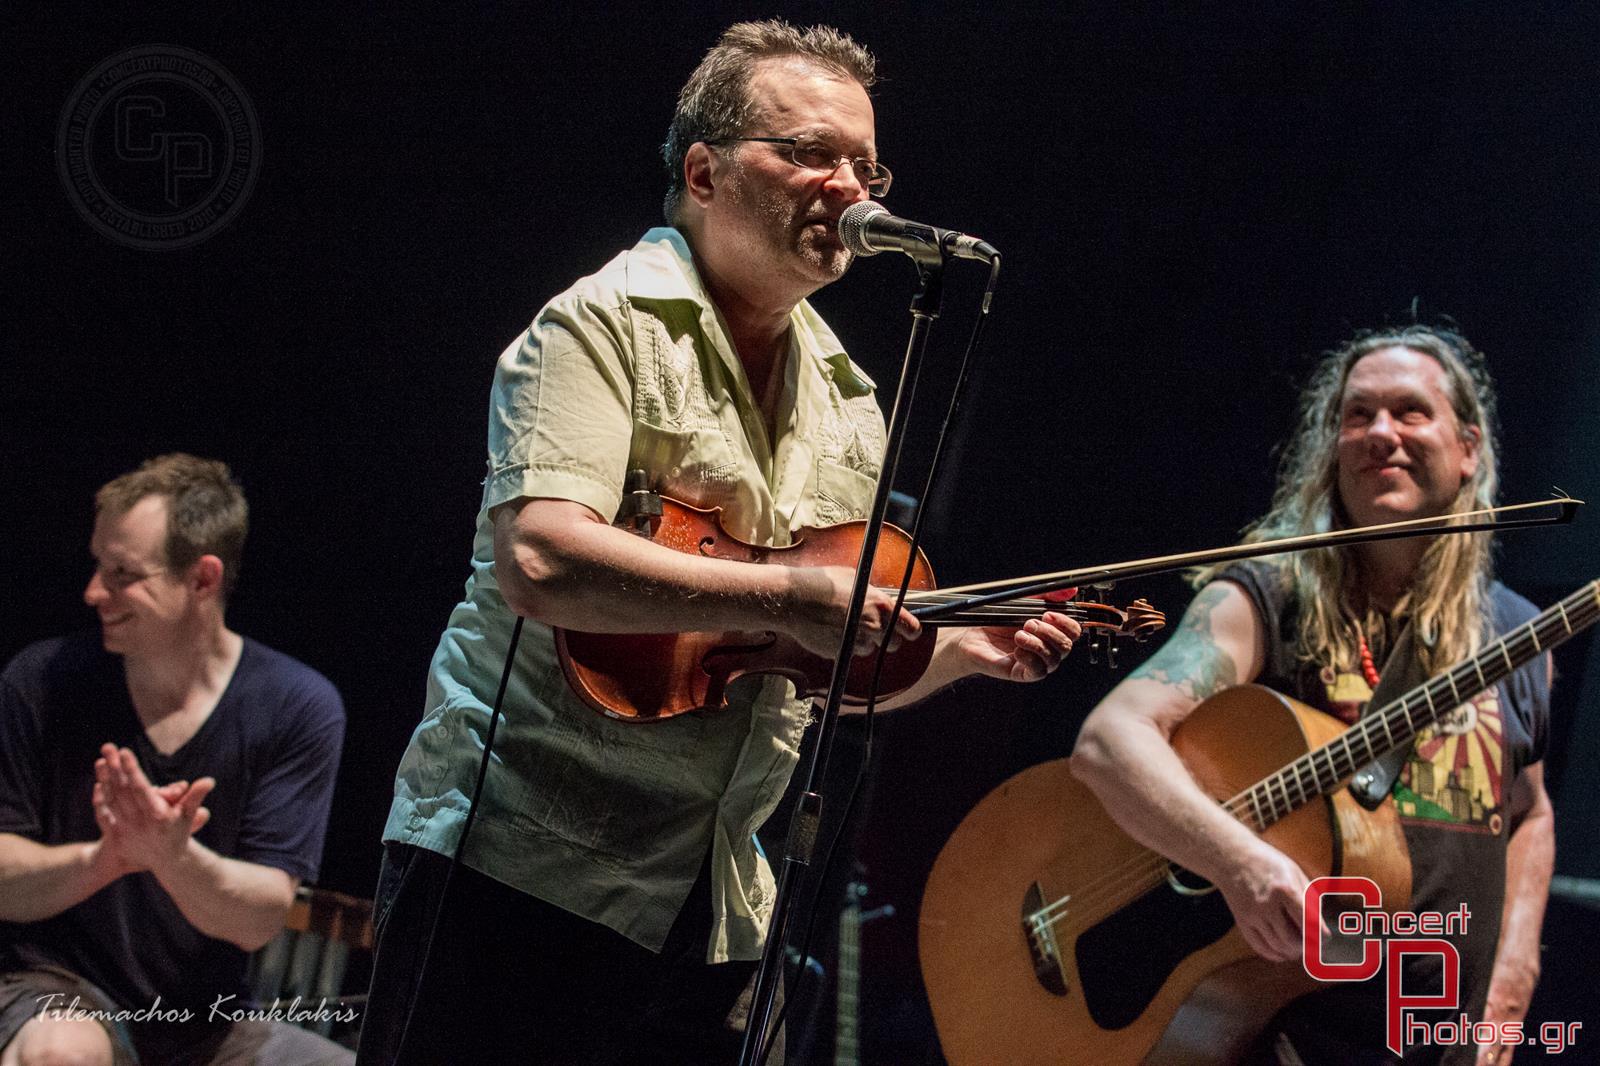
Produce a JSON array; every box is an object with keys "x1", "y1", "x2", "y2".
[{"x1": 911, "y1": 497, "x2": 1582, "y2": 623}]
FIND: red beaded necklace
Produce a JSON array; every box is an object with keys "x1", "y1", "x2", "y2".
[{"x1": 1356, "y1": 626, "x2": 1382, "y2": 689}]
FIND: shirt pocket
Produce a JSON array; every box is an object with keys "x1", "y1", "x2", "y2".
[
  {"x1": 812, "y1": 460, "x2": 877, "y2": 526},
  {"x1": 630, "y1": 420, "x2": 743, "y2": 509},
  {"x1": 813, "y1": 390, "x2": 886, "y2": 480}
]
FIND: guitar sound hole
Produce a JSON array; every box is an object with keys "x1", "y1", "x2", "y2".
[{"x1": 1074, "y1": 875, "x2": 1234, "y2": 1030}]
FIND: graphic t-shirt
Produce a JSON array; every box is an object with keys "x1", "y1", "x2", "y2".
[{"x1": 1218, "y1": 562, "x2": 1549, "y2": 1066}]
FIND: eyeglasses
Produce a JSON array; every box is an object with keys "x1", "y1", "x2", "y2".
[
  {"x1": 706, "y1": 137, "x2": 892, "y2": 198},
  {"x1": 92, "y1": 562, "x2": 168, "y2": 592}
]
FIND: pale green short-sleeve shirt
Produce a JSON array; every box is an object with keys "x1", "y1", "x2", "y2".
[{"x1": 382, "y1": 228, "x2": 885, "y2": 962}]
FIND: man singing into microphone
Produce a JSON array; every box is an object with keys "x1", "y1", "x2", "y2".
[{"x1": 357, "y1": 20, "x2": 1080, "y2": 1064}]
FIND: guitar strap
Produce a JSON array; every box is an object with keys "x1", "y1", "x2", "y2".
[{"x1": 1347, "y1": 621, "x2": 1429, "y2": 810}]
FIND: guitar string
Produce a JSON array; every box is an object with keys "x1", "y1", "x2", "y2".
[
  {"x1": 1028, "y1": 595, "x2": 1593, "y2": 936},
  {"x1": 1027, "y1": 640, "x2": 1525, "y2": 936},
  {"x1": 1018, "y1": 583, "x2": 1598, "y2": 943},
  {"x1": 1026, "y1": 583, "x2": 1594, "y2": 929},
  {"x1": 1022, "y1": 792, "x2": 1263, "y2": 936}
]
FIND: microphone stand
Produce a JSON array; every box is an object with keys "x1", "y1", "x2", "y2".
[{"x1": 739, "y1": 253, "x2": 948, "y2": 1066}]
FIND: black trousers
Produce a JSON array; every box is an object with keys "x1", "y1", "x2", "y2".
[{"x1": 354, "y1": 844, "x2": 784, "y2": 1066}]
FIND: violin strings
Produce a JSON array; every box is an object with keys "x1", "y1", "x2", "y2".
[{"x1": 904, "y1": 590, "x2": 1092, "y2": 626}]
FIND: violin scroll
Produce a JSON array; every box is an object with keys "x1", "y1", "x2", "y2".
[
  {"x1": 1119, "y1": 598, "x2": 1165, "y2": 641},
  {"x1": 1070, "y1": 593, "x2": 1165, "y2": 669}
]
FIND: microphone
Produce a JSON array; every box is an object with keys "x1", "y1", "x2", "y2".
[{"x1": 837, "y1": 201, "x2": 998, "y2": 264}]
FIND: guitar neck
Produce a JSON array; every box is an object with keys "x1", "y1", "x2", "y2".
[{"x1": 1240, "y1": 579, "x2": 1600, "y2": 831}]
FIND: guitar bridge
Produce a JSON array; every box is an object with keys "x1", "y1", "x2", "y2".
[{"x1": 1022, "y1": 882, "x2": 1069, "y2": 996}]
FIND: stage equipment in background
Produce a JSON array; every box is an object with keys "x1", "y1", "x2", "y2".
[
  {"x1": 1549, "y1": 875, "x2": 1600, "y2": 910},
  {"x1": 835, "y1": 872, "x2": 893, "y2": 1066}
]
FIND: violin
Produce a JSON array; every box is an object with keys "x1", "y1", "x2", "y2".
[{"x1": 555, "y1": 496, "x2": 1166, "y2": 722}]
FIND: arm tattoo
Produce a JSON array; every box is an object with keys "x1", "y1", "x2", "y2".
[{"x1": 1126, "y1": 583, "x2": 1240, "y2": 701}]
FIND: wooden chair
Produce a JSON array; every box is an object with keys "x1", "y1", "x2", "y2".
[{"x1": 248, "y1": 885, "x2": 374, "y2": 1041}]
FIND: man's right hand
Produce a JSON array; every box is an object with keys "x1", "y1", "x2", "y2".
[
  {"x1": 91, "y1": 746, "x2": 212, "y2": 878},
  {"x1": 786, "y1": 564, "x2": 921, "y2": 660},
  {"x1": 1215, "y1": 839, "x2": 1315, "y2": 962}
]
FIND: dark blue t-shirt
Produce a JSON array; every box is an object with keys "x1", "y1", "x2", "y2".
[{"x1": 0, "y1": 632, "x2": 345, "y2": 1015}]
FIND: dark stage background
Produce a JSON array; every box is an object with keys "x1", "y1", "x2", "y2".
[{"x1": 6, "y1": 3, "x2": 1599, "y2": 1061}]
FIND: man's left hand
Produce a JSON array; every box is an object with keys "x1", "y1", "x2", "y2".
[
  {"x1": 93, "y1": 744, "x2": 214, "y2": 876},
  {"x1": 953, "y1": 611, "x2": 1080, "y2": 682},
  {"x1": 1476, "y1": 960, "x2": 1538, "y2": 1065}
]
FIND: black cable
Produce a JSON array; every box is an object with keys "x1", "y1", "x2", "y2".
[
  {"x1": 755, "y1": 255, "x2": 1001, "y2": 1064},
  {"x1": 390, "y1": 614, "x2": 524, "y2": 1064}
]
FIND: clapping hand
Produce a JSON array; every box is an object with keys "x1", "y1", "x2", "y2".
[{"x1": 92, "y1": 744, "x2": 214, "y2": 877}]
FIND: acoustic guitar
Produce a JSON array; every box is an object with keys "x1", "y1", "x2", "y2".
[{"x1": 920, "y1": 579, "x2": 1598, "y2": 1065}]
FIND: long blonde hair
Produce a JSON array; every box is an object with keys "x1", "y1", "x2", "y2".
[{"x1": 1195, "y1": 325, "x2": 1501, "y2": 675}]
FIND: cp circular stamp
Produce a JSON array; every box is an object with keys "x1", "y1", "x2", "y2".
[{"x1": 55, "y1": 45, "x2": 261, "y2": 251}]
